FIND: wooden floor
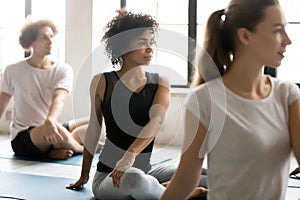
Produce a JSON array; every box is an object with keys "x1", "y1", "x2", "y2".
[{"x1": 1, "y1": 133, "x2": 300, "y2": 199}]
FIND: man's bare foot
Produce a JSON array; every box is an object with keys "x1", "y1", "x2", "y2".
[{"x1": 47, "y1": 149, "x2": 74, "y2": 160}]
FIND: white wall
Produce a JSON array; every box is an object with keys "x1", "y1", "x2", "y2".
[
  {"x1": 156, "y1": 92, "x2": 187, "y2": 146},
  {"x1": 62, "y1": 0, "x2": 93, "y2": 121}
]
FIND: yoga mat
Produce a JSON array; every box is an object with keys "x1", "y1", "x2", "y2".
[
  {"x1": 0, "y1": 138, "x2": 180, "y2": 167},
  {"x1": 0, "y1": 172, "x2": 96, "y2": 200},
  {"x1": 289, "y1": 177, "x2": 300, "y2": 188},
  {"x1": 0, "y1": 139, "x2": 99, "y2": 166}
]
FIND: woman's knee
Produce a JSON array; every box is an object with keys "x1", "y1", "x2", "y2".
[
  {"x1": 121, "y1": 168, "x2": 145, "y2": 188},
  {"x1": 121, "y1": 168, "x2": 160, "y2": 190},
  {"x1": 121, "y1": 168, "x2": 164, "y2": 199}
]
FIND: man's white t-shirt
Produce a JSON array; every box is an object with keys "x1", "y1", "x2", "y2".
[
  {"x1": 1, "y1": 60, "x2": 73, "y2": 141},
  {"x1": 185, "y1": 76, "x2": 300, "y2": 200}
]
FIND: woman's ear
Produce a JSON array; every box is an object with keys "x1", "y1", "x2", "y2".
[{"x1": 236, "y1": 27, "x2": 251, "y2": 45}]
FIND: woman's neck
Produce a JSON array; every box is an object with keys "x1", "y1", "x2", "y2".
[
  {"x1": 222, "y1": 63, "x2": 271, "y2": 100},
  {"x1": 117, "y1": 64, "x2": 145, "y2": 81},
  {"x1": 117, "y1": 65, "x2": 147, "y2": 93}
]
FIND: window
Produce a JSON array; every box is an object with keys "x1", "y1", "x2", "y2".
[
  {"x1": 126, "y1": 0, "x2": 189, "y2": 86},
  {"x1": 92, "y1": 0, "x2": 190, "y2": 87},
  {"x1": 197, "y1": 1, "x2": 228, "y2": 47},
  {"x1": 0, "y1": 0, "x2": 66, "y2": 74},
  {"x1": 0, "y1": 0, "x2": 25, "y2": 73}
]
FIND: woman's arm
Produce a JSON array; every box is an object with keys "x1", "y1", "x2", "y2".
[
  {"x1": 160, "y1": 109, "x2": 207, "y2": 200},
  {"x1": 128, "y1": 75, "x2": 170, "y2": 151},
  {"x1": 67, "y1": 74, "x2": 104, "y2": 189},
  {"x1": 110, "y1": 75, "x2": 170, "y2": 187},
  {"x1": 289, "y1": 98, "x2": 300, "y2": 175}
]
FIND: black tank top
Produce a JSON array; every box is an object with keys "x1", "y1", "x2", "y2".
[{"x1": 97, "y1": 71, "x2": 159, "y2": 173}]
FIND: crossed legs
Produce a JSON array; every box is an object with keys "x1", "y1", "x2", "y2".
[{"x1": 30, "y1": 118, "x2": 89, "y2": 160}]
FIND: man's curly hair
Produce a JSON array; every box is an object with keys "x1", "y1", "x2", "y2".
[
  {"x1": 102, "y1": 9, "x2": 159, "y2": 65},
  {"x1": 19, "y1": 19, "x2": 58, "y2": 50}
]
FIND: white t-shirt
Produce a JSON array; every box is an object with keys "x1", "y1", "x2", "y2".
[
  {"x1": 185, "y1": 76, "x2": 300, "y2": 200},
  {"x1": 1, "y1": 59, "x2": 73, "y2": 141}
]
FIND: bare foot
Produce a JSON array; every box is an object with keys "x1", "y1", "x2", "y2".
[
  {"x1": 161, "y1": 183, "x2": 208, "y2": 199},
  {"x1": 47, "y1": 149, "x2": 74, "y2": 160},
  {"x1": 161, "y1": 182, "x2": 169, "y2": 187},
  {"x1": 189, "y1": 187, "x2": 208, "y2": 199}
]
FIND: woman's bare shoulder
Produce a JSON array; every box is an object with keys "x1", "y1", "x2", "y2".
[{"x1": 90, "y1": 73, "x2": 106, "y2": 97}]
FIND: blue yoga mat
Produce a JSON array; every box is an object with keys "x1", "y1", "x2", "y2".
[
  {"x1": 0, "y1": 138, "x2": 99, "y2": 166},
  {"x1": 289, "y1": 177, "x2": 300, "y2": 188},
  {"x1": 0, "y1": 138, "x2": 180, "y2": 167},
  {"x1": 0, "y1": 172, "x2": 96, "y2": 200}
]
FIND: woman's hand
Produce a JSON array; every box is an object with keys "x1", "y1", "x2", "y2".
[
  {"x1": 109, "y1": 151, "x2": 136, "y2": 188},
  {"x1": 66, "y1": 175, "x2": 89, "y2": 190}
]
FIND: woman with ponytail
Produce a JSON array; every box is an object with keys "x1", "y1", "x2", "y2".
[{"x1": 161, "y1": 0, "x2": 300, "y2": 199}]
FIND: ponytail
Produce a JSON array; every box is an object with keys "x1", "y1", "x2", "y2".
[{"x1": 203, "y1": 9, "x2": 232, "y2": 77}]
